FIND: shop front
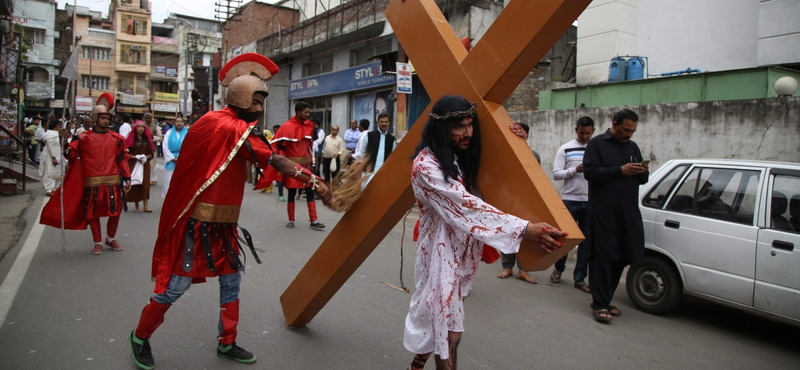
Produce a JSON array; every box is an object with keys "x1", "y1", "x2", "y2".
[
  {"x1": 288, "y1": 61, "x2": 396, "y2": 134},
  {"x1": 116, "y1": 92, "x2": 149, "y2": 119}
]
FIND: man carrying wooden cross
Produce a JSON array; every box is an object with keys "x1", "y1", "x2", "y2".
[{"x1": 404, "y1": 95, "x2": 567, "y2": 370}]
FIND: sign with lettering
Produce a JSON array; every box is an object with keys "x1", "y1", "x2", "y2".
[
  {"x1": 76, "y1": 96, "x2": 93, "y2": 112},
  {"x1": 155, "y1": 66, "x2": 166, "y2": 73},
  {"x1": 396, "y1": 62, "x2": 412, "y2": 94},
  {"x1": 288, "y1": 61, "x2": 396, "y2": 99},
  {"x1": 0, "y1": 97, "x2": 19, "y2": 149},
  {"x1": 155, "y1": 92, "x2": 179, "y2": 102},
  {"x1": 166, "y1": 68, "x2": 178, "y2": 77}
]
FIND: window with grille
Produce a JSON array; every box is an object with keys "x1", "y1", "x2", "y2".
[
  {"x1": 117, "y1": 74, "x2": 135, "y2": 94},
  {"x1": 352, "y1": 41, "x2": 393, "y2": 66},
  {"x1": 303, "y1": 57, "x2": 332, "y2": 77},
  {"x1": 120, "y1": 44, "x2": 147, "y2": 64},
  {"x1": 81, "y1": 46, "x2": 110, "y2": 61},
  {"x1": 121, "y1": 14, "x2": 148, "y2": 35},
  {"x1": 152, "y1": 53, "x2": 179, "y2": 68},
  {"x1": 23, "y1": 28, "x2": 45, "y2": 45},
  {"x1": 81, "y1": 75, "x2": 110, "y2": 91}
]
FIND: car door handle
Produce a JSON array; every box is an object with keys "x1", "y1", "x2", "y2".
[
  {"x1": 665, "y1": 220, "x2": 680, "y2": 229},
  {"x1": 772, "y1": 240, "x2": 794, "y2": 251}
]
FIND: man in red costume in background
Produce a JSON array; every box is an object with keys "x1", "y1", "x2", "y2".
[
  {"x1": 270, "y1": 102, "x2": 326, "y2": 229},
  {"x1": 40, "y1": 93, "x2": 131, "y2": 255},
  {"x1": 128, "y1": 53, "x2": 332, "y2": 370}
]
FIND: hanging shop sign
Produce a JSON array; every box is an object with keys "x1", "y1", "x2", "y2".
[
  {"x1": 154, "y1": 92, "x2": 179, "y2": 102},
  {"x1": 288, "y1": 61, "x2": 396, "y2": 99},
  {"x1": 76, "y1": 96, "x2": 93, "y2": 112}
]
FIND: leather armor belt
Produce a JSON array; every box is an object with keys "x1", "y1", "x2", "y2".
[
  {"x1": 190, "y1": 202, "x2": 240, "y2": 223},
  {"x1": 84, "y1": 175, "x2": 119, "y2": 187},
  {"x1": 287, "y1": 156, "x2": 311, "y2": 165}
]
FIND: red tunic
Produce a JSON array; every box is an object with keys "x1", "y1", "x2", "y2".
[
  {"x1": 151, "y1": 107, "x2": 275, "y2": 294},
  {"x1": 40, "y1": 130, "x2": 131, "y2": 229},
  {"x1": 271, "y1": 116, "x2": 314, "y2": 189}
]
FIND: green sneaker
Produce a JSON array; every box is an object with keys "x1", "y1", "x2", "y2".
[
  {"x1": 129, "y1": 331, "x2": 155, "y2": 370},
  {"x1": 217, "y1": 342, "x2": 256, "y2": 364}
]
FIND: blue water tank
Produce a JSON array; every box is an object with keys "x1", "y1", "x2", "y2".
[
  {"x1": 625, "y1": 57, "x2": 645, "y2": 81},
  {"x1": 608, "y1": 57, "x2": 626, "y2": 82}
]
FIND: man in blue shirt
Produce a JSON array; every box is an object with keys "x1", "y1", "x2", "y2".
[{"x1": 343, "y1": 119, "x2": 360, "y2": 165}]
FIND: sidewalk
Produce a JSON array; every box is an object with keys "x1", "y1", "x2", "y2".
[{"x1": 0, "y1": 159, "x2": 41, "y2": 260}]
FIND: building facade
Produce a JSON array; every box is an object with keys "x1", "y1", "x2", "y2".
[
  {"x1": 576, "y1": 0, "x2": 800, "y2": 85},
  {"x1": 162, "y1": 13, "x2": 222, "y2": 119},
  {"x1": 12, "y1": 0, "x2": 57, "y2": 118},
  {"x1": 253, "y1": 0, "x2": 505, "y2": 136},
  {"x1": 109, "y1": 0, "x2": 152, "y2": 116}
]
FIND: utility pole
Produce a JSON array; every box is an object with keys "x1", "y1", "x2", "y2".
[
  {"x1": 88, "y1": 46, "x2": 92, "y2": 97},
  {"x1": 215, "y1": 0, "x2": 243, "y2": 107}
]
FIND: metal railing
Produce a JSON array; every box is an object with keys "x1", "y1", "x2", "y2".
[{"x1": 0, "y1": 124, "x2": 27, "y2": 191}]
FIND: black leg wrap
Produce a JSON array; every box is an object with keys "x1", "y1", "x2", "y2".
[
  {"x1": 183, "y1": 218, "x2": 198, "y2": 272},
  {"x1": 200, "y1": 221, "x2": 216, "y2": 273}
]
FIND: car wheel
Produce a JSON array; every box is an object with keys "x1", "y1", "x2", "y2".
[{"x1": 626, "y1": 256, "x2": 682, "y2": 315}]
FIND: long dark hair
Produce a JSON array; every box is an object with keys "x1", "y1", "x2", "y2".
[{"x1": 413, "y1": 95, "x2": 482, "y2": 195}]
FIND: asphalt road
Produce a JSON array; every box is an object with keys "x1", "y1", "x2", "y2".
[{"x1": 1, "y1": 161, "x2": 799, "y2": 370}]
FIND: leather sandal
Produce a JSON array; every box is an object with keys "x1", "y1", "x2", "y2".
[
  {"x1": 593, "y1": 309, "x2": 612, "y2": 323},
  {"x1": 608, "y1": 305, "x2": 621, "y2": 316},
  {"x1": 574, "y1": 282, "x2": 591, "y2": 293},
  {"x1": 550, "y1": 270, "x2": 562, "y2": 284}
]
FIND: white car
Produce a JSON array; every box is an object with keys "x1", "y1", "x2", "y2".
[{"x1": 626, "y1": 159, "x2": 800, "y2": 327}]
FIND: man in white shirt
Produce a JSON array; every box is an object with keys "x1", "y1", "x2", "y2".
[
  {"x1": 118, "y1": 113, "x2": 133, "y2": 139},
  {"x1": 549, "y1": 116, "x2": 595, "y2": 293},
  {"x1": 321, "y1": 125, "x2": 346, "y2": 182},
  {"x1": 312, "y1": 119, "x2": 325, "y2": 175},
  {"x1": 352, "y1": 119, "x2": 370, "y2": 161}
]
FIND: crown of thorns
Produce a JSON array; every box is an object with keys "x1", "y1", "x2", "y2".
[{"x1": 427, "y1": 102, "x2": 478, "y2": 121}]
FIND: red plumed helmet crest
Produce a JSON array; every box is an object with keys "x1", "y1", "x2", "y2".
[
  {"x1": 219, "y1": 53, "x2": 279, "y2": 87},
  {"x1": 96, "y1": 92, "x2": 114, "y2": 111},
  {"x1": 92, "y1": 92, "x2": 115, "y2": 122}
]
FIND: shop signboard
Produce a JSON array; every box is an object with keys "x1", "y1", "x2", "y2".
[
  {"x1": 153, "y1": 102, "x2": 179, "y2": 114},
  {"x1": 289, "y1": 62, "x2": 396, "y2": 99},
  {"x1": 155, "y1": 92, "x2": 179, "y2": 102},
  {"x1": 396, "y1": 62, "x2": 412, "y2": 94},
  {"x1": 0, "y1": 97, "x2": 19, "y2": 150},
  {"x1": 76, "y1": 96, "x2": 93, "y2": 112}
]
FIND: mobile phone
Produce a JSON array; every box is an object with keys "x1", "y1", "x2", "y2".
[{"x1": 641, "y1": 160, "x2": 651, "y2": 165}]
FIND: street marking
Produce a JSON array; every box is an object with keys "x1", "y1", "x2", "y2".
[{"x1": 0, "y1": 198, "x2": 47, "y2": 329}]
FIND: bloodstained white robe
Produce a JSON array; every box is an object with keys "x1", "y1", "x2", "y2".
[{"x1": 404, "y1": 147, "x2": 528, "y2": 359}]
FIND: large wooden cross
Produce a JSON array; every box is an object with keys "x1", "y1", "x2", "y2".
[{"x1": 280, "y1": 0, "x2": 592, "y2": 326}]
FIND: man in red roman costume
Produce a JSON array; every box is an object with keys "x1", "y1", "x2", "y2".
[
  {"x1": 127, "y1": 53, "x2": 332, "y2": 370},
  {"x1": 40, "y1": 93, "x2": 131, "y2": 255},
  {"x1": 270, "y1": 102, "x2": 326, "y2": 229}
]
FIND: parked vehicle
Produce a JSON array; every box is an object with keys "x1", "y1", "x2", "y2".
[{"x1": 626, "y1": 159, "x2": 800, "y2": 327}]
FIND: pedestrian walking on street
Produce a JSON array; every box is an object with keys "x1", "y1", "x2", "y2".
[
  {"x1": 161, "y1": 117, "x2": 187, "y2": 198},
  {"x1": 126, "y1": 121, "x2": 155, "y2": 213},
  {"x1": 549, "y1": 116, "x2": 595, "y2": 293},
  {"x1": 128, "y1": 53, "x2": 332, "y2": 370}
]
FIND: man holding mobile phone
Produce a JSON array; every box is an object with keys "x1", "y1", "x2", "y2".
[{"x1": 583, "y1": 109, "x2": 649, "y2": 323}]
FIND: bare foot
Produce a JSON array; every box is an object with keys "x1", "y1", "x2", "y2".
[
  {"x1": 516, "y1": 271, "x2": 537, "y2": 284},
  {"x1": 497, "y1": 268, "x2": 513, "y2": 279},
  {"x1": 134, "y1": 208, "x2": 141, "y2": 213}
]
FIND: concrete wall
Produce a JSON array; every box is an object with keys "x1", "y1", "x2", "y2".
[
  {"x1": 509, "y1": 97, "x2": 800, "y2": 191},
  {"x1": 576, "y1": 0, "x2": 800, "y2": 84}
]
